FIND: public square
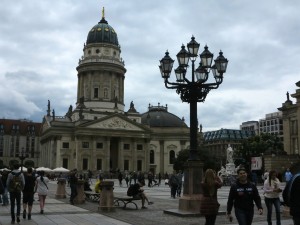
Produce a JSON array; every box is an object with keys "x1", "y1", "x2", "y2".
[{"x1": 0, "y1": 179, "x2": 294, "y2": 225}]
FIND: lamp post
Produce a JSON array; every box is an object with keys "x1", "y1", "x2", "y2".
[
  {"x1": 19, "y1": 148, "x2": 27, "y2": 172},
  {"x1": 159, "y1": 36, "x2": 228, "y2": 213}
]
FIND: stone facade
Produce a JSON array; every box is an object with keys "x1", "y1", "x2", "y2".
[
  {"x1": 278, "y1": 81, "x2": 300, "y2": 155},
  {"x1": 39, "y1": 12, "x2": 190, "y2": 175}
]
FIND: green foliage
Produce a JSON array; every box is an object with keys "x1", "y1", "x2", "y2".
[
  {"x1": 173, "y1": 147, "x2": 219, "y2": 172},
  {"x1": 237, "y1": 133, "x2": 285, "y2": 158}
]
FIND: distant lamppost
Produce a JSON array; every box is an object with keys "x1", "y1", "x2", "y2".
[
  {"x1": 159, "y1": 36, "x2": 228, "y2": 212},
  {"x1": 19, "y1": 148, "x2": 27, "y2": 172}
]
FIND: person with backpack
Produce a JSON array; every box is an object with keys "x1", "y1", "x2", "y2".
[
  {"x1": 6, "y1": 164, "x2": 25, "y2": 224},
  {"x1": 34, "y1": 170, "x2": 49, "y2": 214},
  {"x1": 169, "y1": 171, "x2": 179, "y2": 198},
  {"x1": 22, "y1": 167, "x2": 36, "y2": 220},
  {"x1": 283, "y1": 169, "x2": 300, "y2": 225},
  {"x1": 127, "y1": 181, "x2": 153, "y2": 209}
]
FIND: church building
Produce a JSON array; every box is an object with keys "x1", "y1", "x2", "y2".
[{"x1": 40, "y1": 9, "x2": 191, "y2": 175}]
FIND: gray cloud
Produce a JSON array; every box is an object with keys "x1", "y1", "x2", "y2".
[{"x1": 0, "y1": 0, "x2": 299, "y2": 132}]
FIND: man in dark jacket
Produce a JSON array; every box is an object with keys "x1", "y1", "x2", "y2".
[
  {"x1": 283, "y1": 167, "x2": 300, "y2": 225},
  {"x1": 22, "y1": 167, "x2": 36, "y2": 220},
  {"x1": 69, "y1": 169, "x2": 78, "y2": 205},
  {"x1": 227, "y1": 167, "x2": 263, "y2": 225}
]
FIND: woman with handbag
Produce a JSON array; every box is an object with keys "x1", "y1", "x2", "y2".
[
  {"x1": 35, "y1": 171, "x2": 49, "y2": 214},
  {"x1": 263, "y1": 170, "x2": 282, "y2": 225},
  {"x1": 200, "y1": 169, "x2": 223, "y2": 225}
]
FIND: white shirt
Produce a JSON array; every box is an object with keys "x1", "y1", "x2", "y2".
[{"x1": 36, "y1": 176, "x2": 49, "y2": 195}]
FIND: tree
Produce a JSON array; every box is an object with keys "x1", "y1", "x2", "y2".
[{"x1": 173, "y1": 147, "x2": 218, "y2": 172}]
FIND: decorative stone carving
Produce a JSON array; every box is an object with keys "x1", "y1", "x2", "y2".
[{"x1": 89, "y1": 117, "x2": 142, "y2": 131}]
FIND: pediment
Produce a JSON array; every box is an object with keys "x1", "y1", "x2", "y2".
[{"x1": 86, "y1": 116, "x2": 144, "y2": 131}]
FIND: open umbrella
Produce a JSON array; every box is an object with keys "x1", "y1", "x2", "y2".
[
  {"x1": 36, "y1": 167, "x2": 52, "y2": 172},
  {"x1": 52, "y1": 167, "x2": 70, "y2": 173},
  {"x1": 18, "y1": 166, "x2": 27, "y2": 172}
]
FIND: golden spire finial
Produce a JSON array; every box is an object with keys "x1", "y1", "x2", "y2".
[{"x1": 102, "y1": 7, "x2": 105, "y2": 19}]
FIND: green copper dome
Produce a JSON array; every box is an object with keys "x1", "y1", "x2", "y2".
[{"x1": 86, "y1": 16, "x2": 119, "y2": 46}]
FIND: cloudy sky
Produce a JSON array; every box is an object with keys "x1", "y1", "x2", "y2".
[{"x1": 0, "y1": 0, "x2": 299, "y2": 131}]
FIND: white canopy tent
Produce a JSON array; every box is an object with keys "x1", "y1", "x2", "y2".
[{"x1": 52, "y1": 167, "x2": 70, "y2": 173}]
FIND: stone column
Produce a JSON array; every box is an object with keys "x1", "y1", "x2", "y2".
[
  {"x1": 74, "y1": 180, "x2": 85, "y2": 204},
  {"x1": 98, "y1": 180, "x2": 115, "y2": 212},
  {"x1": 55, "y1": 178, "x2": 66, "y2": 199},
  {"x1": 178, "y1": 161, "x2": 203, "y2": 213}
]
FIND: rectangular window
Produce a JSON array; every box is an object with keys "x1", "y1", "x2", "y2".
[
  {"x1": 124, "y1": 144, "x2": 130, "y2": 150},
  {"x1": 97, "y1": 159, "x2": 102, "y2": 170},
  {"x1": 96, "y1": 142, "x2": 103, "y2": 149},
  {"x1": 83, "y1": 158, "x2": 88, "y2": 170},
  {"x1": 62, "y1": 142, "x2": 69, "y2": 149},
  {"x1": 94, "y1": 87, "x2": 99, "y2": 98},
  {"x1": 82, "y1": 142, "x2": 89, "y2": 148},
  {"x1": 124, "y1": 160, "x2": 129, "y2": 171},
  {"x1": 137, "y1": 144, "x2": 143, "y2": 150},
  {"x1": 137, "y1": 160, "x2": 142, "y2": 171}
]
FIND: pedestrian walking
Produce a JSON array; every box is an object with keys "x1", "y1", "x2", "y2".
[
  {"x1": 263, "y1": 170, "x2": 282, "y2": 225},
  {"x1": 118, "y1": 172, "x2": 123, "y2": 187},
  {"x1": 169, "y1": 171, "x2": 179, "y2": 198},
  {"x1": 176, "y1": 170, "x2": 183, "y2": 197},
  {"x1": 227, "y1": 167, "x2": 263, "y2": 225},
  {"x1": 1, "y1": 170, "x2": 9, "y2": 206},
  {"x1": 7, "y1": 164, "x2": 25, "y2": 224},
  {"x1": 283, "y1": 166, "x2": 300, "y2": 225},
  {"x1": 35, "y1": 171, "x2": 49, "y2": 214},
  {"x1": 200, "y1": 169, "x2": 223, "y2": 225},
  {"x1": 69, "y1": 169, "x2": 78, "y2": 205},
  {"x1": 22, "y1": 167, "x2": 36, "y2": 220}
]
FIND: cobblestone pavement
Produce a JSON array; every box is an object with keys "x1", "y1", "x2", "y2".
[{"x1": 0, "y1": 179, "x2": 294, "y2": 225}]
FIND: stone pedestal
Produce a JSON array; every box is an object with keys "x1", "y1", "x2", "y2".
[
  {"x1": 226, "y1": 163, "x2": 236, "y2": 175},
  {"x1": 178, "y1": 160, "x2": 203, "y2": 213},
  {"x1": 74, "y1": 180, "x2": 85, "y2": 204},
  {"x1": 98, "y1": 180, "x2": 115, "y2": 212},
  {"x1": 55, "y1": 178, "x2": 66, "y2": 199}
]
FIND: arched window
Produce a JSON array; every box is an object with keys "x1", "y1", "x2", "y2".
[
  {"x1": 150, "y1": 150, "x2": 154, "y2": 164},
  {"x1": 169, "y1": 150, "x2": 176, "y2": 164}
]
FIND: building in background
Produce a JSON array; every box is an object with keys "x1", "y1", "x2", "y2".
[
  {"x1": 0, "y1": 119, "x2": 41, "y2": 168},
  {"x1": 203, "y1": 128, "x2": 255, "y2": 165},
  {"x1": 39, "y1": 10, "x2": 190, "y2": 175},
  {"x1": 278, "y1": 81, "x2": 300, "y2": 155},
  {"x1": 259, "y1": 111, "x2": 283, "y2": 141},
  {"x1": 240, "y1": 121, "x2": 259, "y2": 135}
]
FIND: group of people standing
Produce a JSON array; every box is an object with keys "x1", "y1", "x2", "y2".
[
  {"x1": 0, "y1": 164, "x2": 49, "y2": 224},
  {"x1": 200, "y1": 166, "x2": 300, "y2": 225}
]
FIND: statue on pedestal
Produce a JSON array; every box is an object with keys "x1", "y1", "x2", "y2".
[{"x1": 227, "y1": 144, "x2": 234, "y2": 164}]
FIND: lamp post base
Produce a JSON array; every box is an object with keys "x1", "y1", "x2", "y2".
[{"x1": 179, "y1": 160, "x2": 203, "y2": 212}]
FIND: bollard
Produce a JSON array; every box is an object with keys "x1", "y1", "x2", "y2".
[
  {"x1": 55, "y1": 178, "x2": 66, "y2": 199},
  {"x1": 99, "y1": 180, "x2": 115, "y2": 212},
  {"x1": 74, "y1": 180, "x2": 85, "y2": 204}
]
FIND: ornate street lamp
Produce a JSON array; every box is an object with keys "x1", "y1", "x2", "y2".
[
  {"x1": 19, "y1": 148, "x2": 27, "y2": 172},
  {"x1": 159, "y1": 36, "x2": 228, "y2": 213}
]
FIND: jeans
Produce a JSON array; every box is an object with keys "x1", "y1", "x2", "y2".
[
  {"x1": 70, "y1": 184, "x2": 77, "y2": 203},
  {"x1": 2, "y1": 188, "x2": 9, "y2": 205},
  {"x1": 265, "y1": 197, "x2": 281, "y2": 225},
  {"x1": 235, "y1": 207, "x2": 254, "y2": 225},
  {"x1": 9, "y1": 191, "x2": 21, "y2": 218}
]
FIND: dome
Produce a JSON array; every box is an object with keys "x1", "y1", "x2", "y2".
[
  {"x1": 86, "y1": 17, "x2": 119, "y2": 46},
  {"x1": 141, "y1": 105, "x2": 187, "y2": 128}
]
